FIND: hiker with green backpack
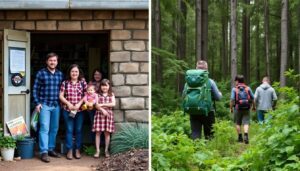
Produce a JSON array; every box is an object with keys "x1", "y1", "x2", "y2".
[
  {"x1": 230, "y1": 75, "x2": 255, "y2": 144},
  {"x1": 182, "y1": 60, "x2": 222, "y2": 140}
]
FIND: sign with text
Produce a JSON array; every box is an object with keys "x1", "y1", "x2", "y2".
[{"x1": 6, "y1": 116, "x2": 29, "y2": 137}]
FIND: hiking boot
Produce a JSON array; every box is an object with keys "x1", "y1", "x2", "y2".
[
  {"x1": 75, "y1": 149, "x2": 81, "y2": 159},
  {"x1": 66, "y1": 150, "x2": 73, "y2": 160},
  {"x1": 238, "y1": 134, "x2": 243, "y2": 143},
  {"x1": 41, "y1": 153, "x2": 50, "y2": 163},
  {"x1": 244, "y1": 133, "x2": 249, "y2": 144},
  {"x1": 48, "y1": 150, "x2": 61, "y2": 158}
]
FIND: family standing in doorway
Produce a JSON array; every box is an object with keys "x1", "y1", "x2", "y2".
[{"x1": 33, "y1": 52, "x2": 115, "y2": 163}]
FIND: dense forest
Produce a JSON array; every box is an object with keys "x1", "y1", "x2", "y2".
[
  {"x1": 152, "y1": 0, "x2": 300, "y2": 113},
  {"x1": 152, "y1": 0, "x2": 300, "y2": 170}
]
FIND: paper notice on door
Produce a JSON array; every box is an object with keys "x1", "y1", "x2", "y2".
[{"x1": 10, "y1": 48, "x2": 25, "y2": 73}]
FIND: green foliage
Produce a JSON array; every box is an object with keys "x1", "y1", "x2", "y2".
[
  {"x1": 152, "y1": 86, "x2": 300, "y2": 170},
  {"x1": 15, "y1": 135, "x2": 25, "y2": 141},
  {"x1": 152, "y1": 111, "x2": 190, "y2": 135},
  {"x1": 0, "y1": 136, "x2": 16, "y2": 149},
  {"x1": 152, "y1": 83, "x2": 182, "y2": 114},
  {"x1": 110, "y1": 123, "x2": 148, "y2": 154},
  {"x1": 231, "y1": 96, "x2": 300, "y2": 170},
  {"x1": 83, "y1": 145, "x2": 96, "y2": 156}
]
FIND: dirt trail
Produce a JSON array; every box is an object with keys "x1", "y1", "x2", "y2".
[{"x1": 0, "y1": 149, "x2": 149, "y2": 171}]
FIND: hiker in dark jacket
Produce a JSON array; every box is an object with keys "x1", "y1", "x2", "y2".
[
  {"x1": 230, "y1": 75, "x2": 255, "y2": 144},
  {"x1": 254, "y1": 76, "x2": 277, "y2": 124},
  {"x1": 189, "y1": 60, "x2": 222, "y2": 140}
]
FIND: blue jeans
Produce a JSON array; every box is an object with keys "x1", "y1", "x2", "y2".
[
  {"x1": 39, "y1": 104, "x2": 60, "y2": 154},
  {"x1": 257, "y1": 110, "x2": 267, "y2": 123},
  {"x1": 62, "y1": 109, "x2": 84, "y2": 151}
]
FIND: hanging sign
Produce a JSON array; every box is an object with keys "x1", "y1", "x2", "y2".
[{"x1": 11, "y1": 73, "x2": 23, "y2": 86}]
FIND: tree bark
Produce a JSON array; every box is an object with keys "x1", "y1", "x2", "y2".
[
  {"x1": 221, "y1": 0, "x2": 229, "y2": 77},
  {"x1": 242, "y1": 0, "x2": 250, "y2": 84},
  {"x1": 298, "y1": 3, "x2": 300, "y2": 75},
  {"x1": 154, "y1": 0, "x2": 163, "y2": 85},
  {"x1": 280, "y1": 0, "x2": 288, "y2": 87},
  {"x1": 255, "y1": 10, "x2": 260, "y2": 82},
  {"x1": 201, "y1": 0, "x2": 208, "y2": 61},
  {"x1": 231, "y1": 0, "x2": 237, "y2": 87},
  {"x1": 264, "y1": 0, "x2": 270, "y2": 78},
  {"x1": 177, "y1": 0, "x2": 187, "y2": 93},
  {"x1": 196, "y1": 0, "x2": 201, "y2": 61}
]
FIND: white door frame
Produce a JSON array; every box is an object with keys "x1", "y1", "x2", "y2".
[{"x1": 3, "y1": 29, "x2": 30, "y2": 136}]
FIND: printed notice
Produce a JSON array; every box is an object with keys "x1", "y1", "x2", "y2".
[
  {"x1": 6, "y1": 116, "x2": 29, "y2": 137},
  {"x1": 10, "y1": 48, "x2": 25, "y2": 73}
]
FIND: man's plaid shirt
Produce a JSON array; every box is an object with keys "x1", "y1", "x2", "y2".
[{"x1": 33, "y1": 68, "x2": 64, "y2": 107}]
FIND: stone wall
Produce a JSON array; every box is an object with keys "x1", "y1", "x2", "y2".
[{"x1": 0, "y1": 10, "x2": 149, "y2": 129}]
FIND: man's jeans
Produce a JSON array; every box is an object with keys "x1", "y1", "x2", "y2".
[
  {"x1": 39, "y1": 104, "x2": 60, "y2": 154},
  {"x1": 257, "y1": 110, "x2": 267, "y2": 123},
  {"x1": 62, "y1": 109, "x2": 84, "y2": 151}
]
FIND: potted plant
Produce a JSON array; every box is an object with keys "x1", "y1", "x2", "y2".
[
  {"x1": 0, "y1": 135, "x2": 16, "y2": 161},
  {"x1": 15, "y1": 135, "x2": 35, "y2": 159}
]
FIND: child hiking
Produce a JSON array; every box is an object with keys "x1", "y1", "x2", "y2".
[
  {"x1": 230, "y1": 75, "x2": 255, "y2": 144},
  {"x1": 92, "y1": 79, "x2": 116, "y2": 158}
]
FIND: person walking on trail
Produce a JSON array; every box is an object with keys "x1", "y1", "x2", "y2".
[
  {"x1": 254, "y1": 76, "x2": 277, "y2": 124},
  {"x1": 185, "y1": 60, "x2": 222, "y2": 140},
  {"x1": 230, "y1": 75, "x2": 255, "y2": 144},
  {"x1": 33, "y1": 52, "x2": 64, "y2": 163}
]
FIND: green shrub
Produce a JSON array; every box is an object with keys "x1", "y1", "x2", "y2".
[
  {"x1": 110, "y1": 123, "x2": 148, "y2": 154},
  {"x1": 152, "y1": 111, "x2": 191, "y2": 135},
  {"x1": 0, "y1": 136, "x2": 16, "y2": 149},
  {"x1": 83, "y1": 145, "x2": 96, "y2": 156}
]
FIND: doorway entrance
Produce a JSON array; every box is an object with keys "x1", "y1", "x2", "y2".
[
  {"x1": 31, "y1": 32, "x2": 109, "y2": 81},
  {"x1": 30, "y1": 32, "x2": 109, "y2": 144}
]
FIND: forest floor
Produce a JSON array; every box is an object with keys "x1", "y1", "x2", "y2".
[{"x1": 0, "y1": 149, "x2": 148, "y2": 171}]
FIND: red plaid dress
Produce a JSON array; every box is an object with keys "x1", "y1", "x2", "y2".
[
  {"x1": 60, "y1": 80, "x2": 87, "y2": 112},
  {"x1": 92, "y1": 94, "x2": 115, "y2": 133}
]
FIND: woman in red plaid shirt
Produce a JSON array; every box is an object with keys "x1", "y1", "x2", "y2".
[
  {"x1": 93, "y1": 79, "x2": 116, "y2": 158},
  {"x1": 59, "y1": 64, "x2": 87, "y2": 160}
]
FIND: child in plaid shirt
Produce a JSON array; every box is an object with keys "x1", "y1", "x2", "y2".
[{"x1": 92, "y1": 79, "x2": 115, "y2": 158}]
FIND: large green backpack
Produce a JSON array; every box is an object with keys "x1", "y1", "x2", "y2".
[{"x1": 182, "y1": 69, "x2": 212, "y2": 116}]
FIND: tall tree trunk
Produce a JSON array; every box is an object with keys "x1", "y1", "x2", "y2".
[
  {"x1": 196, "y1": 0, "x2": 201, "y2": 61},
  {"x1": 221, "y1": 0, "x2": 229, "y2": 78},
  {"x1": 242, "y1": 0, "x2": 250, "y2": 84},
  {"x1": 298, "y1": 3, "x2": 300, "y2": 75},
  {"x1": 177, "y1": 0, "x2": 187, "y2": 93},
  {"x1": 280, "y1": 0, "x2": 288, "y2": 87},
  {"x1": 154, "y1": 0, "x2": 163, "y2": 85},
  {"x1": 264, "y1": 0, "x2": 270, "y2": 78},
  {"x1": 231, "y1": 0, "x2": 237, "y2": 87},
  {"x1": 255, "y1": 13, "x2": 260, "y2": 82},
  {"x1": 201, "y1": 0, "x2": 208, "y2": 61},
  {"x1": 277, "y1": 34, "x2": 281, "y2": 80}
]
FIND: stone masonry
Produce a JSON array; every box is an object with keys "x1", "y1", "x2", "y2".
[{"x1": 0, "y1": 10, "x2": 149, "y2": 130}]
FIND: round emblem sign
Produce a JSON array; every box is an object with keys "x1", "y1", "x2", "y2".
[{"x1": 11, "y1": 73, "x2": 23, "y2": 86}]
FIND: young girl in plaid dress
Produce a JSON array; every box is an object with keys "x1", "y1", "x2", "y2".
[{"x1": 92, "y1": 79, "x2": 115, "y2": 158}]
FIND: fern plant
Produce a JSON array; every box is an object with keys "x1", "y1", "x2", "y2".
[{"x1": 110, "y1": 123, "x2": 148, "y2": 154}]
